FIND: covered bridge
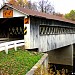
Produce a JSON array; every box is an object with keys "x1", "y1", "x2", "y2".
[
  {"x1": 0, "y1": 3, "x2": 75, "y2": 51},
  {"x1": 0, "y1": 3, "x2": 75, "y2": 66}
]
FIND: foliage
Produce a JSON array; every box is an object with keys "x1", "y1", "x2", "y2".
[
  {"x1": 17, "y1": 0, "x2": 28, "y2": 7},
  {"x1": 8, "y1": 0, "x2": 18, "y2": 5},
  {"x1": 65, "y1": 10, "x2": 75, "y2": 21},
  {"x1": 48, "y1": 63, "x2": 72, "y2": 75},
  {"x1": 8, "y1": 0, "x2": 37, "y2": 10},
  {"x1": 24, "y1": 1, "x2": 37, "y2": 10},
  {"x1": 0, "y1": 48, "x2": 43, "y2": 75},
  {"x1": 8, "y1": 0, "x2": 55, "y2": 14},
  {"x1": 34, "y1": 65, "x2": 48, "y2": 75}
]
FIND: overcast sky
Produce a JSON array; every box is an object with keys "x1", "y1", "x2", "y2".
[
  {"x1": 31, "y1": 0, "x2": 75, "y2": 14},
  {"x1": 0, "y1": 0, "x2": 75, "y2": 14},
  {"x1": 49, "y1": 0, "x2": 75, "y2": 14}
]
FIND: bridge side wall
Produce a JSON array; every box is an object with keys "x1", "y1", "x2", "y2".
[
  {"x1": 30, "y1": 16, "x2": 75, "y2": 52},
  {"x1": 39, "y1": 34, "x2": 75, "y2": 52}
]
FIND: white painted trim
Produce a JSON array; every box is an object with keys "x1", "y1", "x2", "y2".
[{"x1": 0, "y1": 39, "x2": 25, "y2": 54}]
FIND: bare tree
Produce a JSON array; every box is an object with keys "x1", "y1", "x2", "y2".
[
  {"x1": 38, "y1": 0, "x2": 55, "y2": 13},
  {"x1": 22, "y1": 1, "x2": 38, "y2": 11},
  {"x1": 31, "y1": 2, "x2": 37, "y2": 10},
  {"x1": 25, "y1": 1, "x2": 32, "y2": 9},
  {"x1": 7, "y1": 0, "x2": 37, "y2": 10},
  {"x1": 6, "y1": 0, "x2": 55, "y2": 14}
]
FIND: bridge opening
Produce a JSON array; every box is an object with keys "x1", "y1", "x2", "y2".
[{"x1": 0, "y1": 17, "x2": 24, "y2": 43}]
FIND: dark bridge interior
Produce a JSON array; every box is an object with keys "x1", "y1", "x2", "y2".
[{"x1": 0, "y1": 17, "x2": 24, "y2": 42}]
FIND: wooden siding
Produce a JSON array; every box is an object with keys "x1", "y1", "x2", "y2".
[
  {"x1": 30, "y1": 16, "x2": 75, "y2": 52},
  {"x1": 39, "y1": 34, "x2": 75, "y2": 52},
  {"x1": 30, "y1": 17, "x2": 39, "y2": 49}
]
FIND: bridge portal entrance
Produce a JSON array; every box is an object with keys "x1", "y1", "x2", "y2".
[{"x1": 0, "y1": 17, "x2": 24, "y2": 43}]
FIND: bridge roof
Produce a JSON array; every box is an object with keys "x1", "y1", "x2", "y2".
[{"x1": 1, "y1": 3, "x2": 75, "y2": 24}]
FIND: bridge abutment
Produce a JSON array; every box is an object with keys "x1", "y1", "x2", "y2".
[
  {"x1": 47, "y1": 44, "x2": 73, "y2": 66},
  {"x1": 73, "y1": 44, "x2": 75, "y2": 72}
]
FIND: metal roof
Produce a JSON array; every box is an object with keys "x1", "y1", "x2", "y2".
[{"x1": 1, "y1": 3, "x2": 75, "y2": 24}]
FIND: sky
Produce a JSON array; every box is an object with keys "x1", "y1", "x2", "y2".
[
  {"x1": 0, "y1": 0, "x2": 75, "y2": 14},
  {"x1": 31, "y1": 0, "x2": 75, "y2": 14},
  {"x1": 49, "y1": 0, "x2": 75, "y2": 14}
]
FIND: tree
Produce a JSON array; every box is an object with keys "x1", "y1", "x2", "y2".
[
  {"x1": 17, "y1": 0, "x2": 28, "y2": 7},
  {"x1": 31, "y1": 2, "x2": 37, "y2": 10},
  {"x1": 8, "y1": 0, "x2": 18, "y2": 5},
  {"x1": 38, "y1": 0, "x2": 55, "y2": 13},
  {"x1": 8, "y1": 0, "x2": 38, "y2": 10},
  {"x1": 65, "y1": 10, "x2": 75, "y2": 21},
  {"x1": 7, "y1": 0, "x2": 28, "y2": 6},
  {"x1": 7, "y1": 0, "x2": 55, "y2": 14}
]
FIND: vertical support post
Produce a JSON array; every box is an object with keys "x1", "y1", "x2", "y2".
[
  {"x1": 24, "y1": 16, "x2": 31, "y2": 49},
  {"x1": 14, "y1": 42, "x2": 17, "y2": 51},
  {"x1": 5, "y1": 43, "x2": 8, "y2": 54}
]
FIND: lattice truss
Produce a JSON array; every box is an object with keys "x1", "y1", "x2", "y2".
[
  {"x1": 9, "y1": 27, "x2": 24, "y2": 35},
  {"x1": 40, "y1": 26, "x2": 75, "y2": 35}
]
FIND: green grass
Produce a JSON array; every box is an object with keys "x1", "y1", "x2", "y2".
[{"x1": 0, "y1": 48, "x2": 43, "y2": 75}]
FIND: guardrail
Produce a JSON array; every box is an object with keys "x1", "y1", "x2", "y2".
[
  {"x1": 26, "y1": 53, "x2": 48, "y2": 75},
  {"x1": 0, "y1": 40, "x2": 25, "y2": 54}
]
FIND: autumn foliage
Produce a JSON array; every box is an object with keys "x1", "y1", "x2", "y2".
[
  {"x1": 9, "y1": 0, "x2": 18, "y2": 5},
  {"x1": 8, "y1": 0, "x2": 27, "y2": 6}
]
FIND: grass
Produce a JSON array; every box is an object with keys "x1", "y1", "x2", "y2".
[{"x1": 0, "y1": 48, "x2": 43, "y2": 75}]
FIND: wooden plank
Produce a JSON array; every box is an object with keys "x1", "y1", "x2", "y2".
[
  {"x1": 30, "y1": 19, "x2": 34, "y2": 48},
  {"x1": 30, "y1": 18, "x2": 40, "y2": 49},
  {"x1": 47, "y1": 35, "x2": 51, "y2": 51},
  {"x1": 33, "y1": 23, "x2": 39, "y2": 48},
  {"x1": 40, "y1": 35, "x2": 47, "y2": 52},
  {"x1": 0, "y1": 38, "x2": 9, "y2": 41}
]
